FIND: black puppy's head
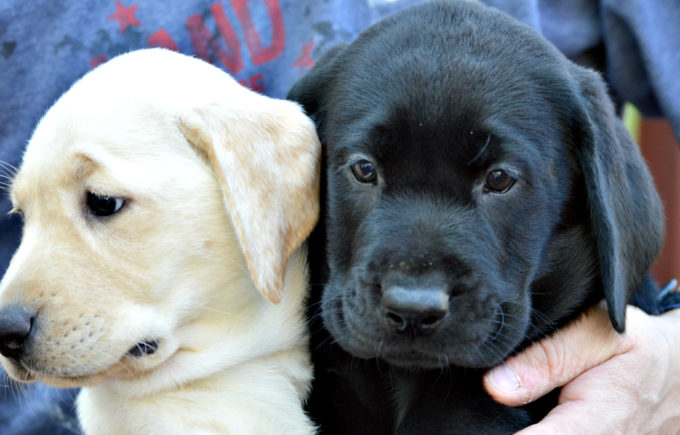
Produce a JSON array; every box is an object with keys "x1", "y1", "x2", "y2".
[{"x1": 289, "y1": 1, "x2": 663, "y2": 369}]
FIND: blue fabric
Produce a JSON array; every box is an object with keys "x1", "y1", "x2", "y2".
[
  {"x1": 600, "y1": 0, "x2": 680, "y2": 133},
  {"x1": 0, "y1": 381, "x2": 79, "y2": 434},
  {"x1": 0, "y1": 0, "x2": 678, "y2": 432}
]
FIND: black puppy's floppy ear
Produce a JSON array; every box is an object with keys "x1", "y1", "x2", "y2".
[
  {"x1": 570, "y1": 65, "x2": 664, "y2": 332},
  {"x1": 179, "y1": 98, "x2": 320, "y2": 304}
]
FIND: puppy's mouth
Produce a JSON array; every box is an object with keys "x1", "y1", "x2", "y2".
[
  {"x1": 326, "y1": 291, "x2": 524, "y2": 370},
  {"x1": 126, "y1": 339, "x2": 160, "y2": 357},
  {"x1": 5, "y1": 338, "x2": 165, "y2": 388},
  {"x1": 379, "y1": 349, "x2": 453, "y2": 370}
]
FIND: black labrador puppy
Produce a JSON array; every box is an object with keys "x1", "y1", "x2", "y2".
[{"x1": 289, "y1": 1, "x2": 674, "y2": 433}]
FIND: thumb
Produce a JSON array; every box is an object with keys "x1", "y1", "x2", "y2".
[{"x1": 483, "y1": 304, "x2": 631, "y2": 406}]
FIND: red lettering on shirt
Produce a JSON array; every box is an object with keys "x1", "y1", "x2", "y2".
[
  {"x1": 186, "y1": 10, "x2": 243, "y2": 74},
  {"x1": 293, "y1": 39, "x2": 315, "y2": 70},
  {"x1": 231, "y1": 0, "x2": 285, "y2": 66},
  {"x1": 148, "y1": 29, "x2": 179, "y2": 51}
]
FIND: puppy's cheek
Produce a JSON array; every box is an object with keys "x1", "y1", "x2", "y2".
[
  {"x1": 491, "y1": 292, "x2": 532, "y2": 352},
  {"x1": 320, "y1": 283, "x2": 345, "y2": 335},
  {"x1": 321, "y1": 282, "x2": 358, "y2": 339},
  {"x1": 320, "y1": 281, "x2": 378, "y2": 358}
]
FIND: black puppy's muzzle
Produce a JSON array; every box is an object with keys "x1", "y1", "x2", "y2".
[{"x1": 381, "y1": 286, "x2": 449, "y2": 336}]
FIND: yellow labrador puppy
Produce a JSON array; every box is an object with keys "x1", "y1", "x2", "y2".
[{"x1": 0, "y1": 48, "x2": 319, "y2": 434}]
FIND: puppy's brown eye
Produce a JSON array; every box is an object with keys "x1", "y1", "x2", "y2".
[
  {"x1": 351, "y1": 160, "x2": 377, "y2": 183},
  {"x1": 484, "y1": 169, "x2": 515, "y2": 193},
  {"x1": 87, "y1": 192, "x2": 125, "y2": 216}
]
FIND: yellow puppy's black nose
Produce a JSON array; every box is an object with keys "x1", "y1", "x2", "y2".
[{"x1": 0, "y1": 306, "x2": 34, "y2": 360}]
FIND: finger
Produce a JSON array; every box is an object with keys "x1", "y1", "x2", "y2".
[
  {"x1": 483, "y1": 303, "x2": 634, "y2": 406},
  {"x1": 514, "y1": 402, "x2": 598, "y2": 435}
]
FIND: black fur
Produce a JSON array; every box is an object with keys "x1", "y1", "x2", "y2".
[{"x1": 289, "y1": 1, "x2": 671, "y2": 433}]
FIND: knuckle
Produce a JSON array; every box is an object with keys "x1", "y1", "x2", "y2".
[{"x1": 536, "y1": 338, "x2": 569, "y2": 382}]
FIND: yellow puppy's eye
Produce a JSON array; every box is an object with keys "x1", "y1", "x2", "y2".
[{"x1": 87, "y1": 192, "x2": 125, "y2": 217}]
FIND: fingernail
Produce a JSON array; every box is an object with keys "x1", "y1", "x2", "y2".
[{"x1": 489, "y1": 364, "x2": 521, "y2": 393}]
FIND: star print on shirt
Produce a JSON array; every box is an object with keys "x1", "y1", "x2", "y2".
[{"x1": 107, "y1": 0, "x2": 142, "y2": 33}]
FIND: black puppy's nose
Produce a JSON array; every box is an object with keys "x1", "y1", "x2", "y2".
[
  {"x1": 0, "y1": 306, "x2": 34, "y2": 360},
  {"x1": 381, "y1": 287, "x2": 449, "y2": 335}
]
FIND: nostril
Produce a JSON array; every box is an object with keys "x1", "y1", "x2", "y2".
[
  {"x1": 418, "y1": 310, "x2": 447, "y2": 332},
  {"x1": 0, "y1": 306, "x2": 34, "y2": 360},
  {"x1": 385, "y1": 310, "x2": 408, "y2": 332}
]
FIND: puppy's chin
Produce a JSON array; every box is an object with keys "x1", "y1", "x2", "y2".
[
  {"x1": 322, "y1": 284, "x2": 530, "y2": 370},
  {"x1": 375, "y1": 334, "x2": 516, "y2": 370}
]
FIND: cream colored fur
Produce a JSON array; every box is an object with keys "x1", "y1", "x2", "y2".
[{"x1": 0, "y1": 48, "x2": 320, "y2": 434}]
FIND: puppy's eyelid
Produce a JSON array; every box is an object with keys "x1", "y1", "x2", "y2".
[{"x1": 336, "y1": 159, "x2": 368, "y2": 173}]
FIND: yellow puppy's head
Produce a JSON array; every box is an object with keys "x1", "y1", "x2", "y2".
[{"x1": 0, "y1": 49, "x2": 319, "y2": 387}]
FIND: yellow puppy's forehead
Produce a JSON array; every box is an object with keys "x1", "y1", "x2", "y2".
[
  {"x1": 17, "y1": 49, "x2": 239, "y2": 178},
  {"x1": 14, "y1": 102, "x2": 202, "y2": 208},
  {"x1": 13, "y1": 47, "x2": 296, "y2": 203}
]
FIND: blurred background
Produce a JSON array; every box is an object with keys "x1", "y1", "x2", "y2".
[{"x1": 637, "y1": 116, "x2": 680, "y2": 285}]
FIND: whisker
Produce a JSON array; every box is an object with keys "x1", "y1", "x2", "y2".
[
  {"x1": 313, "y1": 329, "x2": 340, "y2": 351},
  {"x1": 0, "y1": 160, "x2": 19, "y2": 176}
]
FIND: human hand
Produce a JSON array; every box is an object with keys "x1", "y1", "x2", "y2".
[{"x1": 483, "y1": 302, "x2": 680, "y2": 434}]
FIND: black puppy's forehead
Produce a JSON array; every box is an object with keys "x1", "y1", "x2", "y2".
[
  {"x1": 334, "y1": 94, "x2": 524, "y2": 171},
  {"x1": 323, "y1": 0, "x2": 575, "y2": 167},
  {"x1": 364, "y1": 109, "x2": 496, "y2": 171}
]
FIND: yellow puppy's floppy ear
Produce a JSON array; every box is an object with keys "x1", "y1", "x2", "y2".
[{"x1": 179, "y1": 98, "x2": 320, "y2": 304}]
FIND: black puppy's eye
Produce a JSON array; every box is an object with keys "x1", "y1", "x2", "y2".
[
  {"x1": 87, "y1": 192, "x2": 125, "y2": 216},
  {"x1": 484, "y1": 169, "x2": 515, "y2": 193},
  {"x1": 351, "y1": 159, "x2": 378, "y2": 183}
]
